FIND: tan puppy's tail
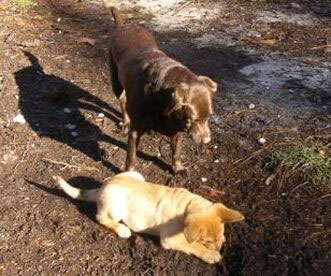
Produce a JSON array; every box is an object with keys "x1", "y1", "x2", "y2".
[
  {"x1": 53, "y1": 176, "x2": 98, "y2": 202},
  {"x1": 111, "y1": 7, "x2": 125, "y2": 26}
]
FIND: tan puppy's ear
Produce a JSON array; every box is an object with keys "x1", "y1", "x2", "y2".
[
  {"x1": 214, "y1": 203, "x2": 244, "y2": 223},
  {"x1": 198, "y1": 76, "x2": 218, "y2": 93},
  {"x1": 183, "y1": 215, "x2": 202, "y2": 243},
  {"x1": 163, "y1": 83, "x2": 189, "y2": 116}
]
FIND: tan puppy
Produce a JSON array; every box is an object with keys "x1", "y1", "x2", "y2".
[{"x1": 53, "y1": 172, "x2": 244, "y2": 264}]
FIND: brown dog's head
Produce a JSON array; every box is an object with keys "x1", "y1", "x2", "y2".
[
  {"x1": 164, "y1": 76, "x2": 217, "y2": 144},
  {"x1": 183, "y1": 203, "x2": 244, "y2": 251}
]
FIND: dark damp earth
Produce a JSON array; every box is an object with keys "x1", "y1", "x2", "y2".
[{"x1": 0, "y1": 0, "x2": 330, "y2": 275}]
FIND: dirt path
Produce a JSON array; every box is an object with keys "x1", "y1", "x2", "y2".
[{"x1": 0, "y1": 0, "x2": 330, "y2": 275}]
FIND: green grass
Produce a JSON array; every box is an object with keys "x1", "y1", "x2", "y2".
[
  {"x1": 269, "y1": 145, "x2": 331, "y2": 185},
  {"x1": 13, "y1": 0, "x2": 33, "y2": 8}
]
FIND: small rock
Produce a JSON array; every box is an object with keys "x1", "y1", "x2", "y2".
[
  {"x1": 214, "y1": 159, "x2": 220, "y2": 163},
  {"x1": 213, "y1": 145, "x2": 218, "y2": 149},
  {"x1": 291, "y1": 2, "x2": 301, "y2": 9},
  {"x1": 64, "y1": 123, "x2": 76, "y2": 130},
  {"x1": 3, "y1": 151, "x2": 19, "y2": 165},
  {"x1": 13, "y1": 114, "x2": 26, "y2": 124},
  {"x1": 265, "y1": 174, "x2": 275, "y2": 185},
  {"x1": 63, "y1": 107, "x2": 71, "y2": 113},
  {"x1": 248, "y1": 103, "x2": 255, "y2": 109},
  {"x1": 70, "y1": 131, "x2": 78, "y2": 137},
  {"x1": 97, "y1": 113, "x2": 105, "y2": 118},
  {"x1": 66, "y1": 60, "x2": 70, "y2": 63},
  {"x1": 258, "y1": 137, "x2": 266, "y2": 145},
  {"x1": 201, "y1": 177, "x2": 207, "y2": 183},
  {"x1": 57, "y1": 17, "x2": 61, "y2": 22}
]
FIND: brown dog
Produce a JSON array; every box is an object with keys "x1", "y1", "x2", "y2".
[
  {"x1": 54, "y1": 171, "x2": 244, "y2": 264},
  {"x1": 109, "y1": 7, "x2": 218, "y2": 173}
]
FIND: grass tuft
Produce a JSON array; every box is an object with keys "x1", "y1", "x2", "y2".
[
  {"x1": 13, "y1": 0, "x2": 33, "y2": 8},
  {"x1": 269, "y1": 145, "x2": 331, "y2": 185}
]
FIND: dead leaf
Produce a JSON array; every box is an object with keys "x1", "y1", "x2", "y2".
[
  {"x1": 78, "y1": 37, "x2": 97, "y2": 46},
  {"x1": 260, "y1": 39, "x2": 277, "y2": 46}
]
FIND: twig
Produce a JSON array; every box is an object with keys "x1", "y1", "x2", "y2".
[
  {"x1": 247, "y1": 44, "x2": 331, "y2": 56},
  {"x1": 200, "y1": 184, "x2": 225, "y2": 197},
  {"x1": 42, "y1": 158, "x2": 100, "y2": 172},
  {"x1": 13, "y1": 138, "x2": 31, "y2": 175}
]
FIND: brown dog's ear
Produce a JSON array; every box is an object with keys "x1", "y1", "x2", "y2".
[
  {"x1": 163, "y1": 83, "x2": 189, "y2": 116},
  {"x1": 198, "y1": 76, "x2": 218, "y2": 93},
  {"x1": 214, "y1": 203, "x2": 244, "y2": 223},
  {"x1": 183, "y1": 214, "x2": 202, "y2": 243}
]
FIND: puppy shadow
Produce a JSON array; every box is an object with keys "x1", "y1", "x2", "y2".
[
  {"x1": 27, "y1": 177, "x2": 161, "y2": 246},
  {"x1": 14, "y1": 51, "x2": 171, "y2": 173},
  {"x1": 27, "y1": 177, "x2": 101, "y2": 222}
]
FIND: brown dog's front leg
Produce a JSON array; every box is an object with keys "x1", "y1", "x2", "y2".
[
  {"x1": 126, "y1": 129, "x2": 141, "y2": 171},
  {"x1": 171, "y1": 132, "x2": 186, "y2": 174}
]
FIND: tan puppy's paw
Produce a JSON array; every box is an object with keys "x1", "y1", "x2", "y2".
[
  {"x1": 201, "y1": 250, "x2": 221, "y2": 264},
  {"x1": 116, "y1": 224, "x2": 131, "y2": 238}
]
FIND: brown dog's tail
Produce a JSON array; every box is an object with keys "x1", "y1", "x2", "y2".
[
  {"x1": 53, "y1": 175, "x2": 98, "y2": 203},
  {"x1": 111, "y1": 7, "x2": 125, "y2": 26}
]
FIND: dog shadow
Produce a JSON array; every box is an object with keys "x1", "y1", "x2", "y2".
[{"x1": 14, "y1": 51, "x2": 172, "y2": 173}]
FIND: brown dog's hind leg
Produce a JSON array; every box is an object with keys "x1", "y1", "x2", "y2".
[
  {"x1": 125, "y1": 129, "x2": 141, "y2": 171},
  {"x1": 109, "y1": 51, "x2": 130, "y2": 131},
  {"x1": 171, "y1": 132, "x2": 186, "y2": 174},
  {"x1": 118, "y1": 92, "x2": 130, "y2": 133}
]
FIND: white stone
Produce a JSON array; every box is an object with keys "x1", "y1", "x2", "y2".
[
  {"x1": 70, "y1": 131, "x2": 78, "y2": 137},
  {"x1": 63, "y1": 108, "x2": 71, "y2": 113},
  {"x1": 248, "y1": 103, "x2": 255, "y2": 109},
  {"x1": 258, "y1": 137, "x2": 266, "y2": 145},
  {"x1": 65, "y1": 123, "x2": 76, "y2": 130},
  {"x1": 13, "y1": 114, "x2": 26, "y2": 124},
  {"x1": 201, "y1": 177, "x2": 207, "y2": 183}
]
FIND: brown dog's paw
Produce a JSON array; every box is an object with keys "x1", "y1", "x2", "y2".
[
  {"x1": 118, "y1": 121, "x2": 130, "y2": 134},
  {"x1": 173, "y1": 164, "x2": 188, "y2": 176},
  {"x1": 201, "y1": 250, "x2": 221, "y2": 264}
]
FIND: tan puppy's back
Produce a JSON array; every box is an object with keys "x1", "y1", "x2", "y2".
[{"x1": 100, "y1": 174, "x2": 209, "y2": 234}]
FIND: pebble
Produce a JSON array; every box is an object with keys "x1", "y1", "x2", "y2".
[
  {"x1": 248, "y1": 103, "x2": 255, "y2": 109},
  {"x1": 291, "y1": 3, "x2": 301, "y2": 9},
  {"x1": 97, "y1": 113, "x2": 105, "y2": 118},
  {"x1": 214, "y1": 159, "x2": 220, "y2": 163},
  {"x1": 64, "y1": 123, "x2": 76, "y2": 130},
  {"x1": 63, "y1": 107, "x2": 71, "y2": 113},
  {"x1": 70, "y1": 131, "x2": 78, "y2": 137},
  {"x1": 201, "y1": 177, "x2": 207, "y2": 183},
  {"x1": 13, "y1": 114, "x2": 26, "y2": 124},
  {"x1": 258, "y1": 137, "x2": 266, "y2": 145}
]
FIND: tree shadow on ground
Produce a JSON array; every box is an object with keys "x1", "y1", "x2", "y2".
[{"x1": 15, "y1": 52, "x2": 172, "y2": 173}]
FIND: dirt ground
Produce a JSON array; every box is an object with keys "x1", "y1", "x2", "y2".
[{"x1": 0, "y1": 0, "x2": 330, "y2": 275}]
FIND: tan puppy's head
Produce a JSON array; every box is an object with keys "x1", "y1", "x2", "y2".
[
  {"x1": 164, "y1": 76, "x2": 218, "y2": 144},
  {"x1": 183, "y1": 203, "x2": 244, "y2": 251}
]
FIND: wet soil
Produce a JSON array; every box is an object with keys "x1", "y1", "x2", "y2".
[{"x1": 0, "y1": 0, "x2": 330, "y2": 275}]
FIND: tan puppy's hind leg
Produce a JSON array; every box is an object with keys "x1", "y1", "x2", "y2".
[{"x1": 97, "y1": 208, "x2": 131, "y2": 238}]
